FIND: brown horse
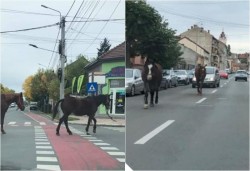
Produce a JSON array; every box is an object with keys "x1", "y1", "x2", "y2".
[
  {"x1": 141, "y1": 58, "x2": 162, "y2": 109},
  {"x1": 195, "y1": 64, "x2": 206, "y2": 95},
  {"x1": 53, "y1": 94, "x2": 113, "y2": 135},
  {"x1": 1, "y1": 92, "x2": 25, "y2": 134}
]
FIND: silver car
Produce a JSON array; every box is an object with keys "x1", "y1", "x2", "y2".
[
  {"x1": 163, "y1": 69, "x2": 178, "y2": 88},
  {"x1": 126, "y1": 68, "x2": 144, "y2": 96},
  {"x1": 174, "y1": 70, "x2": 190, "y2": 85}
]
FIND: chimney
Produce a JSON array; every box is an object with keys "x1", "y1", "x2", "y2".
[{"x1": 208, "y1": 30, "x2": 210, "y2": 33}]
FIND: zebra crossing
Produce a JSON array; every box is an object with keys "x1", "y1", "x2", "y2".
[
  {"x1": 69, "y1": 126, "x2": 125, "y2": 163},
  {"x1": 7, "y1": 121, "x2": 48, "y2": 126}
]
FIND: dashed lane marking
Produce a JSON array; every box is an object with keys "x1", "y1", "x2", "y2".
[
  {"x1": 196, "y1": 98, "x2": 207, "y2": 104},
  {"x1": 211, "y1": 90, "x2": 217, "y2": 94},
  {"x1": 134, "y1": 120, "x2": 175, "y2": 145}
]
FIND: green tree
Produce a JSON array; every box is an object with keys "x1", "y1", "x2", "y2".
[
  {"x1": 65, "y1": 55, "x2": 89, "y2": 95},
  {"x1": 227, "y1": 44, "x2": 232, "y2": 56},
  {"x1": 97, "y1": 38, "x2": 111, "y2": 57},
  {"x1": 1, "y1": 84, "x2": 15, "y2": 93},
  {"x1": 126, "y1": 0, "x2": 182, "y2": 68}
]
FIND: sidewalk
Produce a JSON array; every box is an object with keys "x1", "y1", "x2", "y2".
[
  {"x1": 28, "y1": 109, "x2": 125, "y2": 127},
  {"x1": 68, "y1": 115, "x2": 125, "y2": 127}
]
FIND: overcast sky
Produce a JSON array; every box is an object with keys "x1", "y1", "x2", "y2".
[
  {"x1": 1, "y1": 0, "x2": 249, "y2": 93},
  {"x1": 147, "y1": 0, "x2": 249, "y2": 53},
  {"x1": 0, "y1": 0, "x2": 125, "y2": 93}
]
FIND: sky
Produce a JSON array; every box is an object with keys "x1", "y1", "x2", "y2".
[
  {"x1": 1, "y1": 0, "x2": 249, "y2": 93},
  {"x1": 147, "y1": 0, "x2": 250, "y2": 53},
  {"x1": 0, "y1": 0, "x2": 125, "y2": 93}
]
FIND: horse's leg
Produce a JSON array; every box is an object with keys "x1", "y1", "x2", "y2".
[
  {"x1": 64, "y1": 115, "x2": 72, "y2": 135},
  {"x1": 197, "y1": 80, "x2": 200, "y2": 94},
  {"x1": 85, "y1": 116, "x2": 92, "y2": 135},
  {"x1": 144, "y1": 91, "x2": 149, "y2": 109},
  {"x1": 150, "y1": 90, "x2": 154, "y2": 107},
  {"x1": 200, "y1": 81, "x2": 203, "y2": 95},
  {"x1": 155, "y1": 89, "x2": 159, "y2": 104},
  {"x1": 56, "y1": 114, "x2": 66, "y2": 136},
  {"x1": 93, "y1": 117, "x2": 97, "y2": 133},
  {"x1": 1, "y1": 113, "x2": 6, "y2": 134}
]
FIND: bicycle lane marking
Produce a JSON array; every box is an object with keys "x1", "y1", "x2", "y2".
[{"x1": 25, "y1": 112, "x2": 120, "y2": 170}]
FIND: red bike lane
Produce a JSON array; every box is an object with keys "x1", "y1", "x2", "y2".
[{"x1": 27, "y1": 112, "x2": 121, "y2": 170}]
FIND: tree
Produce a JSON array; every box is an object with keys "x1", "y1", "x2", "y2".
[
  {"x1": 126, "y1": 0, "x2": 182, "y2": 68},
  {"x1": 1, "y1": 84, "x2": 15, "y2": 93},
  {"x1": 227, "y1": 44, "x2": 232, "y2": 56},
  {"x1": 97, "y1": 38, "x2": 111, "y2": 57},
  {"x1": 22, "y1": 76, "x2": 33, "y2": 101}
]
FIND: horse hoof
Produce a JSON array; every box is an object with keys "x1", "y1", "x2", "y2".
[
  {"x1": 144, "y1": 104, "x2": 148, "y2": 109},
  {"x1": 68, "y1": 132, "x2": 73, "y2": 135},
  {"x1": 150, "y1": 103, "x2": 154, "y2": 107},
  {"x1": 56, "y1": 132, "x2": 60, "y2": 136},
  {"x1": 2, "y1": 131, "x2": 6, "y2": 134},
  {"x1": 86, "y1": 132, "x2": 91, "y2": 135}
]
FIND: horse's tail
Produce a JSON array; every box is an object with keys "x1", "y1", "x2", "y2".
[
  {"x1": 52, "y1": 99, "x2": 64, "y2": 121},
  {"x1": 105, "y1": 112, "x2": 117, "y2": 122}
]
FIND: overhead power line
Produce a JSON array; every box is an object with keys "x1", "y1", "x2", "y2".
[{"x1": 0, "y1": 23, "x2": 59, "y2": 33}]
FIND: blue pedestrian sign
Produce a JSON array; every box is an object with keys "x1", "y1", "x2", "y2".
[{"x1": 87, "y1": 82, "x2": 98, "y2": 93}]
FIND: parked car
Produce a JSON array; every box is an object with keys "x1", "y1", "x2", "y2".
[
  {"x1": 187, "y1": 69, "x2": 195, "y2": 83},
  {"x1": 9, "y1": 103, "x2": 16, "y2": 108},
  {"x1": 225, "y1": 68, "x2": 232, "y2": 74},
  {"x1": 174, "y1": 70, "x2": 189, "y2": 85},
  {"x1": 219, "y1": 70, "x2": 228, "y2": 79},
  {"x1": 30, "y1": 102, "x2": 38, "y2": 110},
  {"x1": 192, "y1": 66, "x2": 220, "y2": 88},
  {"x1": 235, "y1": 70, "x2": 248, "y2": 81},
  {"x1": 162, "y1": 69, "x2": 178, "y2": 88},
  {"x1": 160, "y1": 74, "x2": 169, "y2": 90},
  {"x1": 126, "y1": 68, "x2": 144, "y2": 96}
]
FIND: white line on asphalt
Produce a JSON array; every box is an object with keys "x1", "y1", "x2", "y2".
[
  {"x1": 8, "y1": 122, "x2": 16, "y2": 125},
  {"x1": 36, "y1": 157, "x2": 57, "y2": 162},
  {"x1": 35, "y1": 142, "x2": 50, "y2": 145},
  {"x1": 24, "y1": 122, "x2": 31, "y2": 125},
  {"x1": 100, "y1": 147, "x2": 119, "y2": 150},
  {"x1": 37, "y1": 165, "x2": 61, "y2": 171},
  {"x1": 211, "y1": 90, "x2": 217, "y2": 94},
  {"x1": 116, "y1": 158, "x2": 125, "y2": 162},
  {"x1": 36, "y1": 146, "x2": 52, "y2": 149},
  {"x1": 36, "y1": 151, "x2": 54, "y2": 155},
  {"x1": 39, "y1": 122, "x2": 46, "y2": 125},
  {"x1": 196, "y1": 98, "x2": 207, "y2": 104},
  {"x1": 88, "y1": 139, "x2": 103, "y2": 142},
  {"x1": 35, "y1": 139, "x2": 49, "y2": 142},
  {"x1": 94, "y1": 143, "x2": 110, "y2": 146},
  {"x1": 134, "y1": 120, "x2": 175, "y2": 145},
  {"x1": 107, "y1": 152, "x2": 125, "y2": 156}
]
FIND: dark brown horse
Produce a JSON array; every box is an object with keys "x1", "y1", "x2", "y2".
[
  {"x1": 1, "y1": 92, "x2": 25, "y2": 134},
  {"x1": 195, "y1": 64, "x2": 206, "y2": 95},
  {"x1": 53, "y1": 94, "x2": 112, "y2": 135},
  {"x1": 141, "y1": 58, "x2": 162, "y2": 109}
]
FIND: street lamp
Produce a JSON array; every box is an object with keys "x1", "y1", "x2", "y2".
[{"x1": 41, "y1": 5, "x2": 66, "y2": 118}]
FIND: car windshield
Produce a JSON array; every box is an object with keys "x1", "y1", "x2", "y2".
[
  {"x1": 163, "y1": 70, "x2": 170, "y2": 75},
  {"x1": 237, "y1": 71, "x2": 246, "y2": 74},
  {"x1": 206, "y1": 67, "x2": 214, "y2": 74},
  {"x1": 126, "y1": 70, "x2": 133, "y2": 78},
  {"x1": 175, "y1": 71, "x2": 186, "y2": 75}
]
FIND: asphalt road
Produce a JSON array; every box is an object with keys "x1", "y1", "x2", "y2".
[
  {"x1": 126, "y1": 75, "x2": 249, "y2": 170},
  {"x1": 1, "y1": 108, "x2": 125, "y2": 170}
]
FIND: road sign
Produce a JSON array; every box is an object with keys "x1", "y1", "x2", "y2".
[{"x1": 87, "y1": 82, "x2": 98, "y2": 93}]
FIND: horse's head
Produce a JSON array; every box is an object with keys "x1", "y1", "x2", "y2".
[
  {"x1": 144, "y1": 58, "x2": 158, "y2": 81},
  {"x1": 16, "y1": 92, "x2": 25, "y2": 111}
]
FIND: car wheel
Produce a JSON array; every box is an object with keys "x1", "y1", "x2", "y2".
[
  {"x1": 192, "y1": 84, "x2": 195, "y2": 88},
  {"x1": 235, "y1": 78, "x2": 237, "y2": 81},
  {"x1": 174, "y1": 82, "x2": 178, "y2": 87},
  {"x1": 130, "y1": 86, "x2": 135, "y2": 96},
  {"x1": 164, "y1": 82, "x2": 167, "y2": 89},
  {"x1": 168, "y1": 81, "x2": 171, "y2": 88}
]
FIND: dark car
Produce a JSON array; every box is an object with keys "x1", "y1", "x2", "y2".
[
  {"x1": 30, "y1": 102, "x2": 38, "y2": 110},
  {"x1": 235, "y1": 70, "x2": 248, "y2": 81}
]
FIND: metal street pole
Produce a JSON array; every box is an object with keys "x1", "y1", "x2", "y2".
[{"x1": 60, "y1": 16, "x2": 66, "y2": 102}]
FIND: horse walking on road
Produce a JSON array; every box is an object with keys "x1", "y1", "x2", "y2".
[
  {"x1": 141, "y1": 58, "x2": 163, "y2": 109},
  {"x1": 1, "y1": 92, "x2": 25, "y2": 134},
  {"x1": 195, "y1": 64, "x2": 206, "y2": 95},
  {"x1": 53, "y1": 94, "x2": 113, "y2": 135}
]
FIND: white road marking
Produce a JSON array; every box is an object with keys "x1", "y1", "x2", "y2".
[
  {"x1": 211, "y1": 90, "x2": 217, "y2": 94},
  {"x1": 107, "y1": 152, "x2": 125, "y2": 156},
  {"x1": 8, "y1": 122, "x2": 16, "y2": 125},
  {"x1": 36, "y1": 146, "x2": 52, "y2": 149},
  {"x1": 39, "y1": 122, "x2": 46, "y2": 125},
  {"x1": 196, "y1": 98, "x2": 207, "y2": 104},
  {"x1": 24, "y1": 122, "x2": 31, "y2": 125},
  {"x1": 116, "y1": 158, "x2": 125, "y2": 162},
  {"x1": 35, "y1": 139, "x2": 49, "y2": 142},
  {"x1": 36, "y1": 151, "x2": 54, "y2": 155},
  {"x1": 94, "y1": 143, "x2": 110, "y2": 146},
  {"x1": 36, "y1": 157, "x2": 57, "y2": 162},
  {"x1": 100, "y1": 147, "x2": 119, "y2": 150},
  {"x1": 88, "y1": 139, "x2": 103, "y2": 142},
  {"x1": 134, "y1": 120, "x2": 175, "y2": 145},
  {"x1": 37, "y1": 165, "x2": 60, "y2": 171},
  {"x1": 35, "y1": 142, "x2": 50, "y2": 145}
]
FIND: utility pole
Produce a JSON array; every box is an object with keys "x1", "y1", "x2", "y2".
[{"x1": 60, "y1": 16, "x2": 66, "y2": 100}]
